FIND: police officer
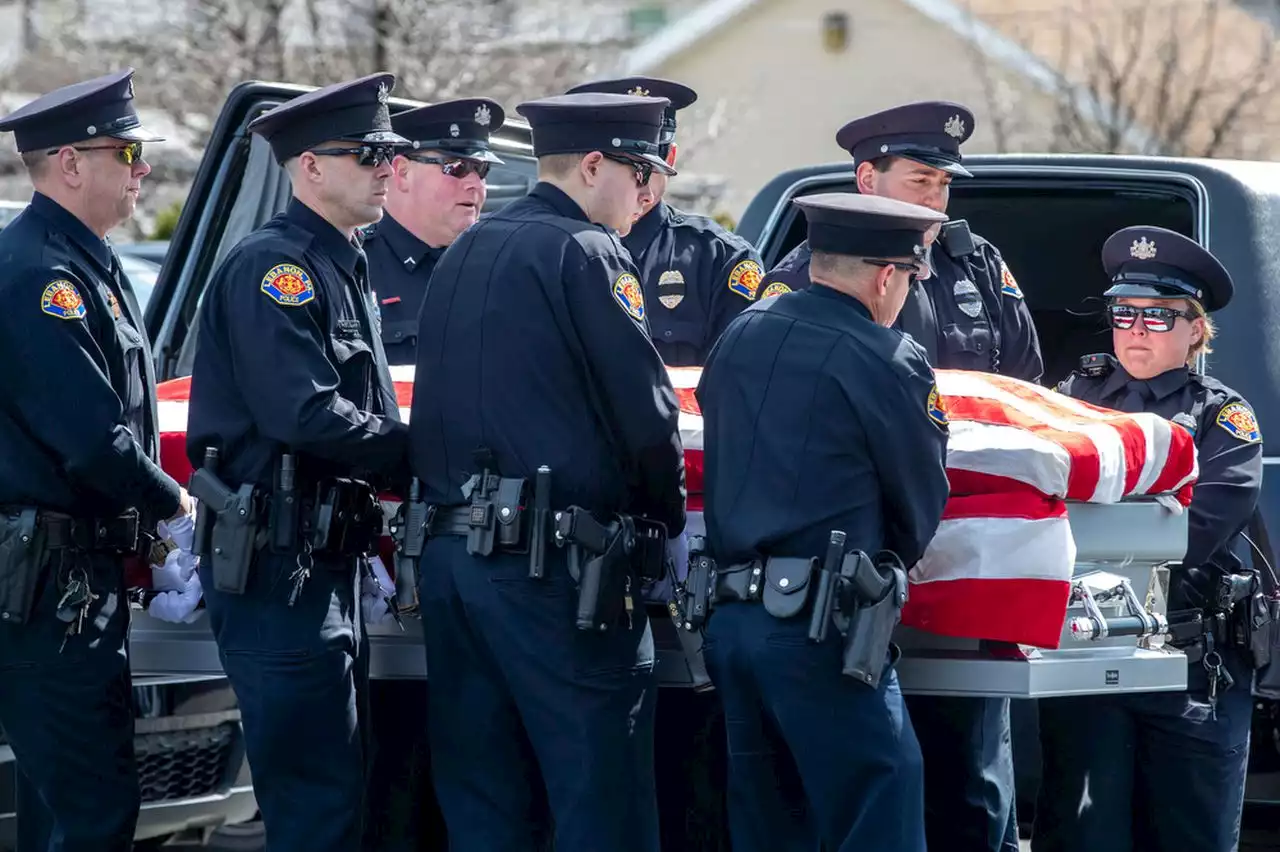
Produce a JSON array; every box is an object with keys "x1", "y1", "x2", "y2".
[
  {"x1": 765, "y1": 101, "x2": 1040, "y2": 851},
  {"x1": 1034, "y1": 226, "x2": 1261, "y2": 852},
  {"x1": 566, "y1": 76, "x2": 765, "y2": 366},
  {"x1": 406, "y1": 91, "x2": 685, "y2": 852},
  {"x1": 364, "y1": 96, "x2": 505, "y2": 364},
  {"x1": 697, "y1": 191, "x2": 948, "y2": 852},
  {"x1": 0, "y1": 69, "x2": 194, "y2": 852},
  {"x1": 185, "y1": 72, "x2": 411, "y2": 851}
]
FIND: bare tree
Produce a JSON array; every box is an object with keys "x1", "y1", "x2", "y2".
[{"x1": 964, "y1": 0, "x2": 1280, "y2": 158}]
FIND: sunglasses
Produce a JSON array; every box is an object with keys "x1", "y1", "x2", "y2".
[
  {"x1": 51, "y1": 141, "x2": 145, "y2": 166},
  {"x1": 402, "y1": 154, "x2": 492, "y2": 180},
  {"x1": 309, "y1": 145, "x2": 399, "y2": 168},
  {"x1": 863, "y1": 258, "x2": 926, "y2": 283},
  {"x1": 1107, "y1": 304, "x2": 1196, "y2": 333},
  {"x1": 602, "y1": 153, "x2": 655, "y2": 187}
]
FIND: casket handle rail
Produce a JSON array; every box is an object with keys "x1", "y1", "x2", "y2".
[{"x1": 1067, "y1": 570, "x2": 1169, "y2": 642}]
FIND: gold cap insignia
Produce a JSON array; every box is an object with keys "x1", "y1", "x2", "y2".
[
  {"x1": 627, "y1": 85, "x2": 651, "y2": 97},
  {"x1": 944, "y1": 114, "x2": 966, "y2": 139},
  {"x1": 1130, "y1": 237, "x2": 1157, "y2": 260}
]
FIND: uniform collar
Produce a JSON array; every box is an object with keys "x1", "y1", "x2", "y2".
[
  {"x1": 286, "y1": 198, "x2": 361, "y2": 276},
  {"x1": 374, "y1": 212, "x2": 440, "y2": 272},
  {"x1": 29, "y1": 191, "x2": 114, "y2": 271},
  {"x1": 1100, "y1": 362, "x2": 1190, "y2": 401},
  {"x1": 530, "y1": 182, "x2": 592, "y2": 224},
  {"x1": 807, "y1": 281, "x2": 874, "y2": 320},
  {"x1": 623, "y1": 200, "x2": 669, "y2": 256}
]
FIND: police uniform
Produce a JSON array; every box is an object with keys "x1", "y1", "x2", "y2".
[
  {"x1": 363, "y1": 97, "x2": 505, "y2": 365},
  {"x1": 0, "y1": 69, "x2": 178, "y2": 852},
  {"x1": 185, "y1": 73, "x2": 410, "y2": 852},
  {"x1": 1034, "y1": 227, "x2": 1261, "y2": 852},
  {"x1": 698, "y1": 192, "x2": 949, "y2": 852},
  {"x1": 760, "y1": 102, "x2": 1044, "y2": 383},
  {"x1": 566, "y1": 76, "x2": 765, "y2": 366},
  {"x1": 406, "y1": 92, "x2": 684, "y2": 852}
]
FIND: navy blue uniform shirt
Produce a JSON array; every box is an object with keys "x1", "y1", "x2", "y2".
[
  {"x1": 1058, "y1": 356, "x2": 1262, "y2": 574},
  {"x1": 186, "y1": 198, "x2": 407, "y2": 491},
  {"x1": 623, "y1": 200, "x2": 764, "y2": 366},
  {"x1": 696, "y1": 285, "x2": 950, "y2": 566},
  {"x1": 362, "y1": 212, "x2": 445, "y2": 366},
  {"x1": 408, "y1": 182, "x2": 686, "y2": 535},
  {"x1": 0, "y1": 191, "x2": 180, "y2": 520},
  {"x1": 761, "y1": 233, "x2": 1044, "y2": 382}
]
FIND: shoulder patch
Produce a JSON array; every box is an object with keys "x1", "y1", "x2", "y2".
[
  {"x1": 760, "y1": 281, "x2": 792, "y2": 299},
  {"x1": 999, "y1": 261, "x2": 1023, "y2": 298},
  {"x1": 612, "y1": 272, "x2": 645, "y2": 321},
  {"x1": 728, "y1": 259, "x2": 763, "y2": 301},
  {"x1": 261, "y1": 263, "x2": 315, "y2": 307},
  {"x1": 927, "y1": 384, "x2": 949, "y2": 430},
  {"x1": 1216, "y1": 402, "x2": 1261, "y2": 443},
  {"x1": 41, "y1": 279, "x2": 86, "y2": 320}
]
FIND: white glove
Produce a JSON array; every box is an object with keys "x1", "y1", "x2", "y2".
[
  {"x1": 148, "y1": 571, "x2": 205, "y2": 624},
  {"x1": 667, "y1": 530, "x2": 691, "y2": 584},
  {"x1": 151, "y1": 548, "x2": 199, "y2": 592},
  {"x1": 361, "y1": 556, "x2": 396, "y2": 625},
  {"x1": 158, "y1": 508, "x2": 196, "y2": 553}
]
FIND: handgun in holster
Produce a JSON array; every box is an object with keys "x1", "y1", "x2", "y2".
[
  {"x1": 673, "y1": 533, "x2": 714, "y2": 632},
  {"x1": 188, "y1": 446, "x2": 260, "y2": 595},
  {"x1": 463, "y1": 450, "x2": 527, "y2": 557},
  {"x1": 555, "y1": 506, "x2": 634, "y2": 632},
  {"x1": 391, "y1": 477, "x2": 428, "y2": 612}
]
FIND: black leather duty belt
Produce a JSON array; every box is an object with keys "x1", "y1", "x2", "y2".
[{"x1": 40, "y1": 509, "x2": 141, "y2": 554}]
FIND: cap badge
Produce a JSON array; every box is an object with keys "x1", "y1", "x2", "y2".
[
  {"x1": 450, "y1": 123, "x2": 460, "y2": 138},
  {"x1": 475, "y1": 104, "x2": 491, "y2": 127},
  {"x1": 376, "y1": 82, "x2": 390, "y2": 104},
  {"x1": 126, "y1": 78, "x2": 134, "y2": 99},
  {"x1": 944, "y1": 114, "x2": 966, "y2": 139},
  {"x1": 627, "y1": 86, "x2": 651, "y2": 96},
  {"x1": 1130, "y1": 236, "x2": 1157, "y2": 260}
]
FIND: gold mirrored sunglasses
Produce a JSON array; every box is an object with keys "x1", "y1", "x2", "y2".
[{"x1": 48, "y1": 141, "x2": 145, "y2": 166}]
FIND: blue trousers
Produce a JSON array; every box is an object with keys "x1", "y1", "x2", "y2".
[
  {"x1": 702, "y1": 602, "x2": 926, "y2": 852},
  {"x1": 905, "y1": 693, "x2": 1020, "y2": 851},
  {"x1": 0, "y1": 554, "x2": 139, "y2": 852},
  {"x1": 1032, "y1": 649, "x2": 1253, "y2": 852},
  {"x1": 419, "y1": 536, "x2": 659, "y2": 852},
  {"x1": 199, "y1": 551, "x2": 370, "y2": 852}
]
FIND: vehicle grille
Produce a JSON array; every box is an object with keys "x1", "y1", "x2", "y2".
[{"x1": 135, "y1": 722, "x2": 239, "y2": 803}]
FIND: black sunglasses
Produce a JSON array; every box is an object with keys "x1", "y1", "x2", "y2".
[
  {"x1": 50, "y1": 141, "x2": 145, "y2": 166},
  {"x1": 1107, "y1": 304, "x2": 1195, "y2": 333},
  {"x1": 863, "y1": 258, "x2": 926, "y2": 283},
  {"x1": 309, "y1": 145, "x2": 398, "y2": 167},
  {"x1": 402, "y1": 154, "x2": 492, "y2": 180},
  {"x1": 601, "y1": 153, "x2": 655, "y2": 187}
]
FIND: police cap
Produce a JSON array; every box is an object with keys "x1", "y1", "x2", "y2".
[
  {"x1": 393, "y1": 97, "x2": 506, "y2": 164},
  {"x1": 1102, "y1": 225, "x2": 1233, "y2": 312},
  {"x1": 794, "y1": 192, "x2": 947, "y2": 260},
  {"x1": 515, "y1": 92, "x2": 677, "y2": 175},
  {"x1": 247, "y1": 72, "x2": 410, "y2": 164},
  {"x1": 0, "y1": 68, "x2": 164, "y2": 153},
  {"x1": 564, "y1": 76, "x2": 697, "y2": 148},
  {"x1": 835, "y1": 101, "x2": 975, "y2": 178}
]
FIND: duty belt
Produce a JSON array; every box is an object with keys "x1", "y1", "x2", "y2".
[{"x1": 39, "y1": 509, "x2": 141, "y2": 554}]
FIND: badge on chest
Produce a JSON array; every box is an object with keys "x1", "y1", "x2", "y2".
[
  {"x1": 658, "y1": 270, "x2": 685, "y2": 309},
  {"x1": 953, "y1": 278, "x2": 984, "y2": 318}
]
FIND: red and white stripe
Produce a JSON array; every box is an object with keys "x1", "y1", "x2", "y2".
[{"x1": 154, "y1": 365, "x2": 1198, "y2": 649}]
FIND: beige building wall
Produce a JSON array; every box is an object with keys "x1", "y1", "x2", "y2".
[{"x1": 643, "y1": 0, "x2": 1064, "y2": 218}]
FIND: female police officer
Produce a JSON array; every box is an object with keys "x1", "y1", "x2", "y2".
[{"x1": 1033, "y1": 225, "x2": 1261, "y2": 852}]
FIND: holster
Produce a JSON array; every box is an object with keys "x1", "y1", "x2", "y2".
[
  {"x1": 556, "y1": 507, "x2": 634, "y2": 632},
  {"x1": 672, "y1": 535, "x2": 714, "y2": 631},
  {"x1": 306, "y1": 478, "x2": 382, "y2": 559},
  {"x1": 189, "y1": 465, "x2": 261, "y2": 595},
  {"x1": 0, "y1": 507, "x2": 45, "y2": 625},
  {"x1": 761, "y1": 557, "x2": 817, "y2": 620},
  {"x1": 834, "y1": 551, "x2": 910, "y2": 689}
]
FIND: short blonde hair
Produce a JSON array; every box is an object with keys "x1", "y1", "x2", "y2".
[
  {"x1": 537, "y1": 153, "x2": 585, "y2": 180},
  {"x1": 1187, "y1": 300, "x2": 1215, "y2": 367}
]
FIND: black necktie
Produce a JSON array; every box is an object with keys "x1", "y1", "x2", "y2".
[{"x1": 1118, "y1": 380, "x2": 1150, "y2": 413}]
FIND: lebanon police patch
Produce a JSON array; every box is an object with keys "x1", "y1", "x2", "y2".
[
  {"x1": 927, "y1": 385, "x2": 949, "y2": 430},
  {"x1": 261, "y1": 263, "x2": 315, "y2": 307},
  {"x1": 40, "y1": 279, "x2": 86, "y2": 320},
  {"x1": 999, "y1": 262, "x2": 1023, "y2": 298},
  {"x1": 728, "y1": 259, "x2": 763, "y2": 301},
  {"x1": 1216, "y1": 402, "x2": 1261, "y2": 443},
  {"x1": 761, "y1": 281, "x2": 792, "y2": 299},
  {"x1": 613, "y1": 272, "x2": 645, "y2": 321}
]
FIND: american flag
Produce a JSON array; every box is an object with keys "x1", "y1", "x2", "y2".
[{"x1": 156, "y1": 365, "x2": 1198, "y2": 650}]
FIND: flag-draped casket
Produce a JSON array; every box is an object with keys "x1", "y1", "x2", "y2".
[{"x1": 156, "y1": 365, "x2": 1198, "y2": 649}]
